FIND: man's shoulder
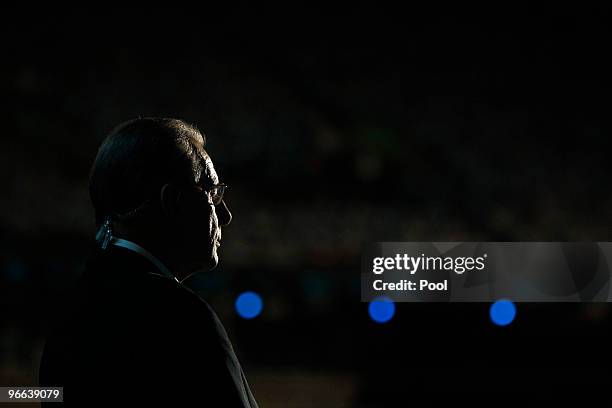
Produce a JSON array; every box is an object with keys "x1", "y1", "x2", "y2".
[
  {"x1": 54, "y1": 247, "x2": 233, "y2": 348},
  {"x1": 170, "y1": 281, "x2": 233, "y2": 344}
]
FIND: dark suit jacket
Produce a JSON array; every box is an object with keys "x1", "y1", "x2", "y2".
[{"x1": 39, "y1": 244, "x2": 258, "y2": 407}]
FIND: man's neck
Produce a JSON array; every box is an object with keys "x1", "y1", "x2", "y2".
[
  {"x1": 112, "y1": 233, "x2": 188, "y2": 281},
  {"x1": 110, "y1": 237, "x2": 178, "y2": 281}
]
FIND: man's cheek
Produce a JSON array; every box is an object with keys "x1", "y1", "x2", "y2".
[{"x1": 210, "y1": 206, "x2": 219, "y2": 228}]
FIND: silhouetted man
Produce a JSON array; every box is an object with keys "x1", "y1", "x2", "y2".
[{"x1": 39, "y1": 118, "x2": 258, "y2": 406}]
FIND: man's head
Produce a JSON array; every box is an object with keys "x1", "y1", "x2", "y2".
[{"x1": 89, "y1": 118, "x2": 232, "y2": 279}]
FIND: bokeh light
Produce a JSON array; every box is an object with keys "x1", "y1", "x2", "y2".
[
  {"x1": 490, "y1": 299, "x2": 516, "y2": 326},
  {"x1": 235, "y1": 291, "x2": 263, "y2": 319},
  {"x1": 368, "y1": 297, "x2": 395, "y2": 323}
]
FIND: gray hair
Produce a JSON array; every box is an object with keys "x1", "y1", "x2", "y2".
[{"x1": 89, "y1": 117, "x2": 206, "y2": 225}]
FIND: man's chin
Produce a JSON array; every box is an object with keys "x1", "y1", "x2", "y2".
[
  {"x1": 180, "y1": 258, "x2": 217, "y2": 282},
  {"x1": 208, "y1": 254, "x2": 219, "y2": 271},
  {"x1": 196, "y1": 252, "x2": 219, "y2": 271}
]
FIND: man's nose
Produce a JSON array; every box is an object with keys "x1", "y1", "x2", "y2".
[{"x1": 217, "y1": 200, "x2": 232, "y2": 226}]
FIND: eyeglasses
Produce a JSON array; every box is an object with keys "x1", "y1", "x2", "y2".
[{"x1": 196, "y1": 183, "x2": 228, "y2": 206}]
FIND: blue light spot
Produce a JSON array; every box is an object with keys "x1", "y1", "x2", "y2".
[
  {"x1": 369, "y1": 297, "x2": 395, "y2": 323},
  {"x1": 235, "y1": 291, "x2": 263, "y2": 319},
  {"x1": 490, "y1": 299, "x2": 516, "y2": 326}
]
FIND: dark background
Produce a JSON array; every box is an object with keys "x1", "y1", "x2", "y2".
[{"x1": 2, "y1": 5, "x2": 612, "y2": 406}]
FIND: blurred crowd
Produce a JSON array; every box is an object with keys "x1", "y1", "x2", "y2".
[{"x1": 1, "y1": 7, "x2": 611, "y2": 406}]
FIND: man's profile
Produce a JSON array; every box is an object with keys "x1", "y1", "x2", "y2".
[{"x1": 39, "y1": 118, "x2": 258, "y2": 406}]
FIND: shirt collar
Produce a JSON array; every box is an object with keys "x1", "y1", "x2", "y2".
[{"x1": 110, "y1": 237, "x2": 180, "y2": 284}]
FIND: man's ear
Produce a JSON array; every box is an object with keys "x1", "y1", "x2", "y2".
[{"x1": 160, "y1": 183, "x2": 181, "y2": 216}]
